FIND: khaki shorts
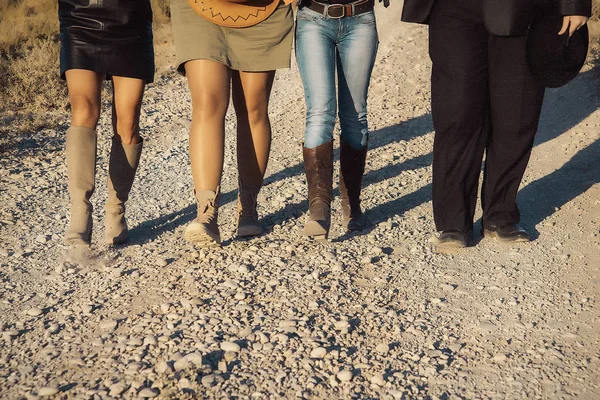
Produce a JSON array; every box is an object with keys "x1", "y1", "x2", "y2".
[{"x1": 171, "y1": 0, "x2": 294, "y2": 74}]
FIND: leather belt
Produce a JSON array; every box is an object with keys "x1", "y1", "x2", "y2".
[{"x1": 302, "y1": 0, "x2": 374, "y2": 19}]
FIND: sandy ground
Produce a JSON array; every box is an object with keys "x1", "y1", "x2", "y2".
[{"x1": 1, "y1": 4, "x2": 599, "y2": 399}]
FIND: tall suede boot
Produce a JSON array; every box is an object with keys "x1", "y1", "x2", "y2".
[
  {"x1": 184, "y1": 188, "x2": 221, "y2": 246},
  {"x1": 105, "y1": 136, "x2": 143, "y2": 245},
  {"x1": 339, "y1": 139, "x2": 368, "y2": 231},
  {"x1": 65, "y1": 126, "x2": 97, "y2": 245},
  {"x1": 237, "y1": 184, "x2": 262, "y2": 237},
  {"x1": 303, "y1": 141, "x2": 333, "y2": 240}
]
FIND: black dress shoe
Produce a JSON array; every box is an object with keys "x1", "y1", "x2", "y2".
[
  {"x1": 483, "y1": 223, "x2": 530, "y2": 242},
  {"x1": 433, "y1": 229, "x2": 469, "y2": 249}
]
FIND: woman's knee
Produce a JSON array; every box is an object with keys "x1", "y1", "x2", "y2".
[
  {"x1": 191, "y1": 94, "x2": 229, "y2": 123},
  {"x1": 70, "y1": 95, "x2": 101, "y2": 128},
  {"x1": 113, "y1": 116, "x2": 139, "y2": 142},
  {"x1": 339, "y1": 111, "x2": 369, "y2": 149}
]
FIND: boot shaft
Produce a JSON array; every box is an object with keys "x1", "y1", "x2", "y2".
[
  {"x1": 106, "y1": 136, "x2": 144, "y2": 210},
  {"x1": 303, "y1": 141, "x2": 334, "y2": 207},
  {"x1": 66, "y1": 126, "x2": 98, "y2": 205},
  {"x1": 339, "y1": 140, "x2": 368, "y2": 215}
]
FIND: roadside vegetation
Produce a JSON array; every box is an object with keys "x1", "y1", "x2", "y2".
[{"x1": 0, "y1": 0, "x2": 171, "y2": 116}]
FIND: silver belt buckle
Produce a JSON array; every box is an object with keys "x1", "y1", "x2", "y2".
[{"x1": 325, "y1": 3, "x2": 345, "y2": 18}]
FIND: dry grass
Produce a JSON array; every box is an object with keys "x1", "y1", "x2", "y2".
[{"x1": 0, "y1": 0, "x2": 172, "y2": 118}]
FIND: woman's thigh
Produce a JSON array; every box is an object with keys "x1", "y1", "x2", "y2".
[
  {"x1": 295, "y1": 8, "x2": 338, "y2": 118},
  {"x1": 232, "y1": 70, "x2": 275, "y2": 120},
  {"x1": 337, "y1": 13, "x2": 378, "y2": 116}
]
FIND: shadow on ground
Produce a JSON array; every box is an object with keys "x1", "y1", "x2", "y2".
[{"x1": 128, "y1": 66, "x2": 599, "y2": 245}]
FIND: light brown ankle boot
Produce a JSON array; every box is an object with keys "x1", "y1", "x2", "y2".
[
  {"x1": 65, "y1": 126, "x2": 97, "y2": 245},
  {"x1": 302, "y1": 141, "x2": 333, "y2": 240},
  {"x1": 184, "y1": 188, "x2": 221, "y2": 246},
  {"x1": 105, "y1": 136, "x2": 143, "y2": 245},
  {"x1": 236, "y1": 185, "x2": 262, "y2": 238}
]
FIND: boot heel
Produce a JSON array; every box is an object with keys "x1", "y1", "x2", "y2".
[{"x1": 303, "y1": 220, "x2": 329, "y2": 239}]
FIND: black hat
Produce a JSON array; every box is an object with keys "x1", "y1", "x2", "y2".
[{"x1": 527, "y1": 10, "x2": 589, "y2": 88}]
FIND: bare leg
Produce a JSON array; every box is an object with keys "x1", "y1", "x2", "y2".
[
  {"x1": 111, "y1": 76, "x2": 145, "y2": 144},
  {"x1": 186, "y1": 60, "x2": 231, "y2": 191},
  {"x1": 183, "y1": 60, "x2": 231, "y2": 246},
  {"x1": 232, "y1": 70, "x2": 275, "y2": 186},
  {"x1": 231, "y1": 70, "x2": 275, "y2": 237}
]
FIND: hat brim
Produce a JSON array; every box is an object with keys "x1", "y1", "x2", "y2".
[
  {"x1": 187, "y1": 0, "x2": 280, "y2": 28},
  {"x1": 527, "y1": 11, "x2": 589, "y2": 88}
]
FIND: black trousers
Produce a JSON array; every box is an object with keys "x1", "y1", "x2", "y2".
[{"x1": 428, "y1": 0, "x2": 546, "y2": 233}]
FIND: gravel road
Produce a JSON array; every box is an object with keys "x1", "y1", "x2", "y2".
[{"x1": 1, "y1": 5, "x2": 599, "y2": 399}]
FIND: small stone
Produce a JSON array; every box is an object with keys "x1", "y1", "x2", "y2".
[
  {"x1": 336, "y1": 370, "x2": 353, "y2": 382},
  {"x1": 310, "y1": 347, "x2": 327, "y2": 359},
  {"x1": 38, "y1": 386, "x2": 60, "y2": 396},
  {"x1": 100, "y1": 319, "x2": 118, "y2": 331},
  {"x1": 239, "y1": 326, "x2": 253, "y2": 337},
  {"x1": 27, "y1": 307, "x2": 44, "y2": 317},
  {"x1": 144, "y1": 335, "x2": 158, "y2": 346},
  {"x1": 234, "y1": 292, "x2": 246, "y2": 300},
  {"x1": 370, "y1": 373, "x2": 385, "y2": 386},
  {"x1": 224, "y1": 351, "x2": 237, "y2": 361},
  {"x1": 201, "y1": 374, "x2": 218, "y2": 388},
  {"x1": 174, "y1": 358, "x2": 191, "y2": 371},
  {"x1": 334, "y1": 320, "x2": 350, "y2": 330},
  {"x1": 47, "y1": 323, "x2": 60, "y2": 334},
  {"x1": 109, "y1": 382, "x2": 128, "y2": 396},
  {"x1": 279, "y1": 320, "x2": 296, "y2": 328},
  {"x1": 81, "y1": 304, "x2": 93, "y2": 314},
  {"x1": 178, "y1": 378, "x2": 193, "y2": 389},
  {"x1": 375, "y1": 343, "x2": 390, "y2": 354},
  {"x1": 155, "y1": 361, "x2": 173, "y2": 374},
  {"x1": 430, "y1": 298, "x2": 442, "y2": 304},
  {"x1": 35, "y1": 235, "x2": 48, "y2": 244},
  {"x1": 220, "y1": 341, "x2": 240, "y2": 352},
  {"x1": 156, "y1": 259, "x2": 168, "y2": 267},
  {"x1": 138, "y1": 387, "x2": 159, "y2": 398},
  {"x1": 440, "y1": 283, "x2": 455, "y2": 291},
  {"x1": 184, "y1": 352, "x2": 204, "y2": 366},
  {"x1": 2, "y1": 329, "x2": 19, "y2": 339},
  {"x1": 493, "y1": 353, "x2": 507, "y2": 363}
]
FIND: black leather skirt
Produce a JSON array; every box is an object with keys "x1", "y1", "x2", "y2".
[{"x1": 58, "y1": 0, "x2": 155, "y2": 83}]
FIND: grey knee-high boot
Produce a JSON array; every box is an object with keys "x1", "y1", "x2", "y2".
[
  {"x1": 105, "y1": 136, "x2": 143, "y2": 245},
  {"x1": 65, "y1": 126, "x2": 97, "y2": 245}
]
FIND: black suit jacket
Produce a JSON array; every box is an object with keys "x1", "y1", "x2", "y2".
[{"x1": 401, "y1": 0, "x2": 592, "y2": 36}]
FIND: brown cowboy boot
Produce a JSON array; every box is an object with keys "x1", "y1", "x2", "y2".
[
  {"x1": 236, "y1": 184, "x2": 262, "y2": 237},
  {"x1": 184, "y1": 187, "x2": 221, "y2": 246},
  {"x1": 65, "y1": 126, "x2": 97, "y2": 245},
  {"x1": 339, "y1": 139, "x2": 368, "y2": 231},
  {"x1": 303, "y1": 141, "x2": 333, "y2": 240},
  {"x1": 105, "y1": 136, "x2": 143, "y2": 245}
]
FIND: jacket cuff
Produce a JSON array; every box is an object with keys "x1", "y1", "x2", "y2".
[{"x1": 556, "y1": 0, "x2": 592, "y2": 17}]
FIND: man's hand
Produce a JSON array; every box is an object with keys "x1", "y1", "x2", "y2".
[{"x1": 559, "y1": 16, "x2": 589, "y2": 37}]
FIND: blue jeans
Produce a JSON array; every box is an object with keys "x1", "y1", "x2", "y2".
[{"x1": 295, "y1": 6, "x2": 379, "y2": 150}]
